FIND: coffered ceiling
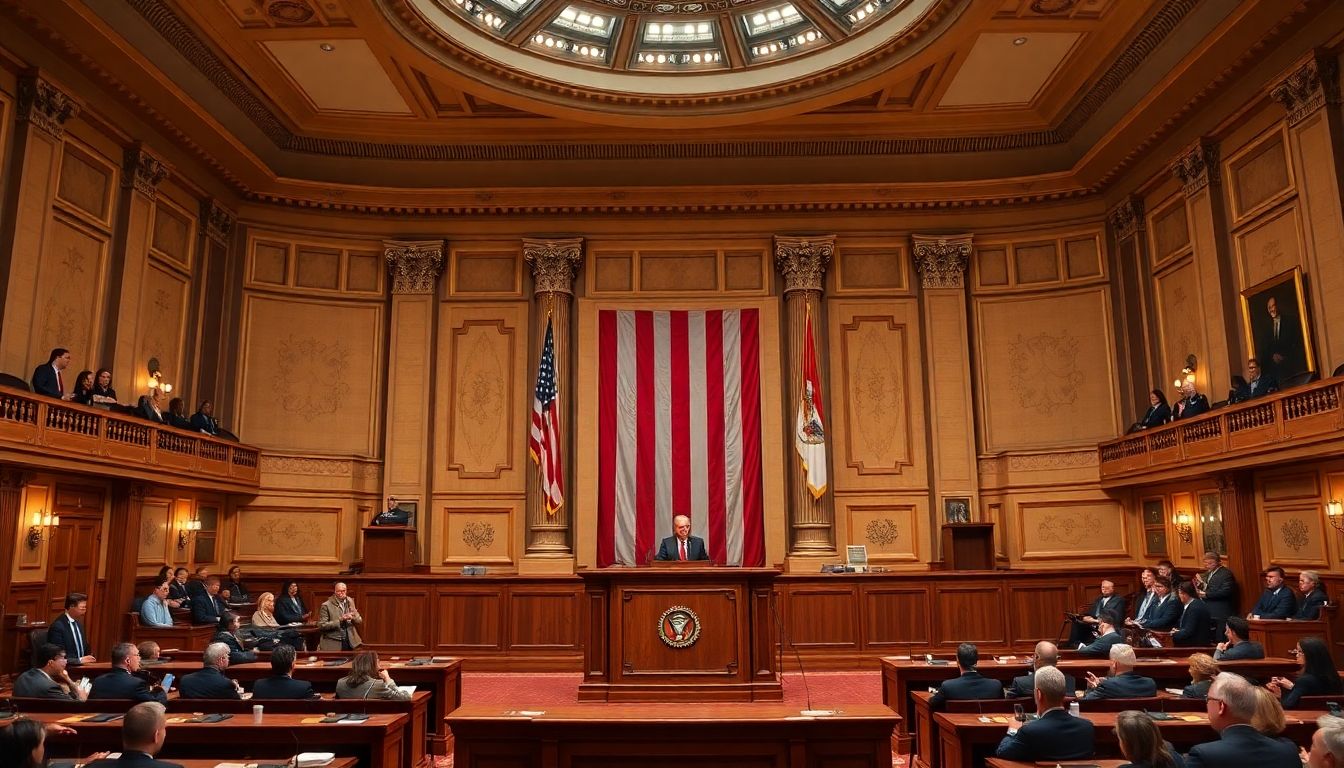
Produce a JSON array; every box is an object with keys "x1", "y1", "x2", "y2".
[{"x1": 0, "y1": 0, "x2": 1334, "y2": 213}]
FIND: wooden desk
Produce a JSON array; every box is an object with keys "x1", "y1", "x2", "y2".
[
  {"x1": 57, "y1": 758, "x2": 357, "y2": 768},
  {"x1": 448, "y1": 703, "x2": 898, "y2": 768},
  {"x1": 30, "y1": 712, "x2": 407, "y2": 768},
  {"x1": 74, "y1": 657, "x2": 461, "y2": 754},
  {"x1": 880, "y1": 656, "x2": 1298, "y2": 753},
  {"x1": 934, "y1": 710, "x2": 1321, "y2": 768},
  {"x1": 9, "y1": 692, "x2": 431, "y2": 768},
  {"x1": 987, "y1": 761, "x2": 1126, "y2": 768},
  {"x1": 1248, "y1": 617, "x2": 1331, "y2": 659}
]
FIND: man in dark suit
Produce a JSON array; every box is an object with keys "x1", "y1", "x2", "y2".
[
  {"x1": 1185, "y1": 672, "x2": 1300, "y2": 768},
  {"x1": 929, "y1": 643, "x2": 1004, "y2": 709},
  {"x1": 187, "y1": 566, "x2": 211, "y2": 600},
  {"x1": 168, "y1": 567, "x2": 192, "y2": 608},
  {"x1": 82, "y1": 702, "x2": 184, "y2": 768},
  {"x1": 1128, "y1": 568, "x2": 1157, "y2": 624},
  {"x1": 1082, "y1": 643, "x2": 1156, "y2": 700},
  {"x1": 1127, "y1": 577, "x2": 1180, "y2": 635},
  {"x1": 994, "y1": 665, "x2": 1094, "y2": 762},
  {"x1": 1215, "y1": 617, "x2": 1265, "y2": 661},
  {"x1": 1255, "y1": 295, "x2": 1308, "y2": 382},
  {"x1": 1172, "y1": 581, "x2": 1214, "y2": 646},
  {"x1": 189, "y1": 400, "x2": 220, "y2": 436},
  {"x1": 1296, "y1": 570, "x2": 1329, "y2": 620},
  {"x1": 654, "y1": 515, "x2": 709, "y2": 561},
  {"x1": 190, "y1": 577, "x2": 227, "y2": 626},
  {"x1": 90, "y1": 642, "x2": 168, "y2": 703},
  {"x1": 1245, "y1": 358, "x2": 1278, "y2": 399},
  {"x1": 1307, "y1": 712, "x2": 1344, "y2": 768},
  {"x1": 177, "y1": 642, "x2": 241, "y2": 699},
  {"x1": 1197, "y1": 550, "x2": 1238, "y2": 636},
  {"x1": 1076, "y1": 611, "x2": 1124, "y2": 657},
  {"x1": 1250, "y1": 566, "x2": 1295, "y2": 619},
  {"x1": 1006, "y1": 641, "x2": 1076, "y2": 698},
  {"x1": 252, "y1": 645, "x2": 318, "y2": 699},
  {"x1": 1172, "y1": 381, "x2": 1210, "y2": 420},
  {"x1": 31, "y1": 347, "x2": 72, "y2": 399},
  {"x1": 12, "y1": 643, "x2": 86, "y2": 701},
  {"x1": 1068, "y1": 579, "x2": 1125, "y2": 646},
  {"x1": 47, "y1": 592, "x2": 96, "y2": 665}
]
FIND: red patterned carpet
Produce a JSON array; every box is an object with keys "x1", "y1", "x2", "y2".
[{"x1": 436, "y1": 671, "x2": 908, "y2": 767}]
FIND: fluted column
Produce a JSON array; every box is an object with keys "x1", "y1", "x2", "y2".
[
  {"x1": 1170, "y1": 139, "x2": 1235, "y2": 395},
  {"x1": 382, "y1": 240, "x2": 446, "y2": 566},
  {"x1": 99, "y1": 482, "x2": 150, "y2": 654},
  {"x1": 520, "y1": 237, "x2": 583, "y2": 573},
  {"x1": 1269, "y1": 51, "x2": 1344, "y2": 370},
  {"x1": 910, "y1": 234, "x2": 980, "y2": 565},
  {"x1": 0, "y1": 71, "x2": 80, "y2": 375},
  {"x1": 774, "y1": 235, "x2": 836, "y2": 563}
]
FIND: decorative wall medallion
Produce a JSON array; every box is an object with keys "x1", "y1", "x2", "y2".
[
  {"x1": 462, "y1": 521, "x2": 495, "y2": 551},
  {"x1": 141, "y1": 518, "x2": 160, "y2": 548},
  {"x1": 657, "y1": 605, "x2": 701, "y2": 648},
  {"x1": 267, "y1": 0, "x2": 316, "y2": 23},
  {"x1": 1036, "y1": 512, "x2": 1101, "y2": 547},
  {"x1": 865, "y1": 518, "x2": 898, "y2": 546},
  {"x1": 256, "y1": 515, "x2": 322, "y2": 550},
  {"x1": 272, "y1": 335, "x2": 351, "y2": 418},
  {"x1": 1281, "y1": 518, "x2": 1309, "y2": 552},
  {"x1": 1007, "y1": 332, "x2": 1085, "y2": 412}
]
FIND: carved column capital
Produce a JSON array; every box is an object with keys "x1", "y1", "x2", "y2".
[
  {"x1": 384, "y1": 239, "x2": 445, "y2": 294},
  {"x1": 201, "y1": 199, "x2": 236, "y2": 246},
  {"x1": 17, "y1": 71, "x2": 79, "y2": 140},
  {"x1": 122, "y1": 144, "x2": 169, "y2": 199},
  {"x1": 773, "y1": 235, "x2": 834, "y2": 295},
  {"x1": 1270, "y1": 52, "x2": 1341, "y2": 127},
  {"x1": 910, "y1": 233, "x2": 972, "y2": 289},
  {"x1": 1170, "y1": 140, "x2": 1220, "y2": 197},
  {"x1": 523, "y1": 237, "x2": 584, "y2": 296},
  {"x1": 1108, "y1": 196, "x2": 1145, "y2": 241},
  {"x1": 0, "y1": 466, "x2": 30, "y2": 493}
]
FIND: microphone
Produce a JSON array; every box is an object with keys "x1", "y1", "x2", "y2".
[{"x1": 772, "y1": 594, "x2": 825, "y2": 715}]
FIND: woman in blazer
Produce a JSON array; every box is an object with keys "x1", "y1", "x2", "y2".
[
  {"x1": 1137, "y1": 389, "x2": 1171, "y2": 429},
  {"x1": 335, "y1": 650, "x2": 410, "y2": 701},
  {"x1": 1268, "y1": 636, "x2": 1343, "y2": 708},
  {"x1": 275, "y1": 580, "x2": 310, "y2": 625}
]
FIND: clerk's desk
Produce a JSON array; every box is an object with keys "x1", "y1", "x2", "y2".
[
  {"x1": 15, "y1": 712, "x2": 408, "y2": 768},
  {"x1": 73, "y1": 656, "x2": 460, "y2": 754},
  {"x1": 933, "y1": 709, "x2": 1322, "y2": 768},
  {"x1": 881, "y1": 655, "x2": 1299, "y2": 753}
]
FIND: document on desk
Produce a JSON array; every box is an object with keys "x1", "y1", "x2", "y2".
[{"x1": 397, "y1": 685, "x2": 416, "y2": 696}]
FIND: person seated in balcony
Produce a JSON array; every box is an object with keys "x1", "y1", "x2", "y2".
[
  {"x1": 1267, "y1": 636, "x2": 1343, "y2": 709},
  {"x1": 1132, "y1": 389, "x2": 1171, "y2": 431},
  {"x1": 31, "y1": 347, "x2": 73, "y2": 400},
  {"x1": 165, "y1": 397, "x2": 192, "y2": 429},
  {"x1": 90, "y1": 368, "x2": 119, "y2": 407},
  {"x1": 190, "y1": 399, "x2": 220, "y2": 436},
  {"x1": 1245, "y1": 357, "x2": 1278, "y2": 399},
  {"x1": 211, "y1": 612, "x2": 258, "y2": 666},
  {"x1": 1227, "y1": 374, "x2": 1251, "y2": 405},
  {"x1": 1171, "y1": 381, "x2": 1210, "y2": 420},
  {"x1": 1296, "y1": 571, "x2": 1329, "y2": 620},
  {"x1": 139, "y1": 580, "x2": 175, "y2": 629},
  {"x1": 1249, "y1": 567, "x2": 1296, "y2": 620},
  {"x1": 70, "y1": 370, "x2": 95, "y2": 406},
  {"x1": 137, "y1": 389, "x2": 166, "y2": 423}
]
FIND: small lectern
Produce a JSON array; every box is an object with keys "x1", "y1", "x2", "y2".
[
  {"x1": 361, "y1": 526, "x2": 417, "y2": 573},
  {"x1": 940, "y1": 523, "x2": 994, "y2": 570}
]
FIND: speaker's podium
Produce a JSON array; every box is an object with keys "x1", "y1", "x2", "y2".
[
  {"x1": 360, "y1": 525, "x2": 416, "y2": 573},
  {"x1": 578, "y1": 564, "x2": 782, "y2": 702}
]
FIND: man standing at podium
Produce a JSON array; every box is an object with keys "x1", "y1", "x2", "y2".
[{"x1": 655, "y1": 515, "x2": 708, "y2": 561}]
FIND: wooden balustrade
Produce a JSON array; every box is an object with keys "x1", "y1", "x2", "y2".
[
  {"x1": 1099, "y1": 376, "x2": 1344, "y2": 486},
  {"x1": 0, "y1": 385, "x2": 260, "y2": 492}
]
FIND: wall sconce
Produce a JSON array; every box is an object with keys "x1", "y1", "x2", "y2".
[
  {"x1": 1174, "y1": 509, "x2": 1193, "y2": 543},
  {"x1": 147, "y1": 357, "x2": 173, "y2": 395},
  {"x1": 177, "y1": 517, "x2": 201, "y2": 550},
  {"x1": 1328, "y1": 499, "x2": 1344, "y2": 533},
  {"x1": 26, "y1": 510, "x2": 59, "y2": 550},
  {"x1": 1174, "y1": 354, "x2": 1198, "y2": 390}
]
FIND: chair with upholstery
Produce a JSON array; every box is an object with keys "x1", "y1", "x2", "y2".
[{"x1": 0, "y1": 373, "x2": 31, "y2": 391}]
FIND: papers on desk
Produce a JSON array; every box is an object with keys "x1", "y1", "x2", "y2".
[
  {"x1": 297, "y1": 752, "x2": 335, "y2": 767},
  {"x1": 396, "y1": 686, "x2": 416, "y2": 696},
  {"x1": 1165, "y1": 687, "x2": 1184, "y2": 695},
  {"x1": 430, "y1": 656, "x2": 452, "y2": 663},
  {"x1": 503, "y1": 710, "x2": 545, "y2": 717}
]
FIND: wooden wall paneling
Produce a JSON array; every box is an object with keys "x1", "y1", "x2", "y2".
[
  {"x1": 434, "y1": 586, "x2": 504, "y2": 652},
  {"x1": 13, "y1": 482, "x2": 50, "y2": 577},
  {"x1": 354, "y1": 586, "x2": 435, "y2": 651},
  {"x1": 8, "y1": 582, "x2": 46, "y2": 626},
  {"x1": 782, "y1": 584, "x2": 858, "y2": 651},
  {"x1": 441, "y1": 502, "x2": 517, "y2": 566},
  {"x1": 860, "y1": 584, "x2": 931, "y2": 650},
  {"x1": 831, "y1": 240, "x2": 909, "y2": 295},
  {"x1": 384, "y1": 288, "x2": 436, "y2": 565},
  {"x1": 1015, "y1": 498, "x2": 1129, "y2": 562},
  {"x1": 506, "y1": 584, "x2": 582, "y2": 650},
  {"x1": 1147, "y1": 192, "x2": 1204, "y2": 394},
  {"x1": 839, "y1": 498, "x2": 924, "y2": 566},
  {"x1": 1179, "y1": 140, "x2": 1237, "y2": 397},
  {"x1": 1005, "y1": 579, "x2": 1074, "y2": 650},
  {"x1": 233, "y1": 505, "x2": 344, "y2": 566},
  {"x1": 932, "y1": 583, "x2": 1006, "y2": 647}
]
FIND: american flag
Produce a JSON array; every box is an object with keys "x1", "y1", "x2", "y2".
[
  {"x1": 596, "y1": 308, "x2": 765, "y2": 567},
  {"x1": 529, "y1": 316, "x2": 564, "y2": 515}
]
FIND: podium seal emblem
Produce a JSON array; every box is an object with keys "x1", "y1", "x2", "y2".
[{"x1": 657, "y1": 606, "x2": 701, "y2": 648}]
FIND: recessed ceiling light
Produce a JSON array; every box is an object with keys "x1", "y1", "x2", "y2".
[
  {"x1": 319, "y1": 43, "x2": 335, "y2": 52},
  {"x1": 1012, "y1": 36, "x2": 1028, "y2": 46}
]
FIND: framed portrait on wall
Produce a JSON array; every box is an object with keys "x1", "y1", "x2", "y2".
[
  {"x1": 1141, "y1": 497, "x2": 1167, "y2": 558},
  {"x1": 1198, "y1": 492, "x2": 1225, "y2": 556},
  {"x1": 1241, "y1": 267, "x2": 1315, "y2": 384},
  {"x1": 943, "y1": 497, "x2": 971, "y2": 524}
]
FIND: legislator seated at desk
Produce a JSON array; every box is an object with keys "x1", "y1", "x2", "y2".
[
  {"x1": 1069, "y1": 579, "x2": 1127, "y2": 646},
  {"x1": 930, "y1": 643, "x2": 1005, "y2": 709},
  {"x1": 82, "y1": 702, "x2": 183, "y2": 768},
  {"x1": 177, "y1": 643, "x2": 241, "y2": 699},
  {"x1": 1083, "y1": 644, "x2": 1157, "y2": 701},
  {"x1": 994, "y1": 666, "x2": 1095, "y2": 762},
  {"x1": 1251, "y1": 567, "x2": 1297, "y2": 620},
  {"x1": 1185, "y1": 672, "x2": 1300, "y2": 768},
  {"x1": 1267, "y1": 637, "x2": 1343, "y2": 710},
  {"x1": 251, "y1": 645, "x2": 317, "y2": 699},
  {"x1": 90, "y1": 643, "x2": 167, "y2": 704},
  {"x1": 1297, "y1": 571, "x2": 1329, "y2": 620},
  {"x1": 1078, "y1": 611, "x2": 1126, "y2": 657},
  {"x1": 1171, "y1": 584, "x2": 1214, "y2": 647},
  {"x1": 1216, "y1": 618, "x2": 1265, "y2": 661},
  {"x1": 1182, "y1": 654, "x2": 1219, "y2": 700},
  {"x1": 653, "y1": 515, "x2": 709, "y2": 561},
  {"x1": 1129, "y1": 578, "x2": 1182, "y2": 633},
  {"x1": 1005, "y1": 641, "x2": 1076, "y2": 699},
  {"x1": 14, "y1": 643, "x2": 86, "y2": 701}
]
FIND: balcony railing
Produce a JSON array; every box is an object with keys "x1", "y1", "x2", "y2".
[
  {"x1": 0, "y1": 386, "x2": 260, "y2": 492},
  {"x1": 1098, "y1": 376, "x2": 1344, "y2": 485}
]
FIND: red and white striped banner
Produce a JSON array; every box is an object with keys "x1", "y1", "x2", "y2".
[{"x1": 596, "y1": 308, "x2": 765, "y2": 567}]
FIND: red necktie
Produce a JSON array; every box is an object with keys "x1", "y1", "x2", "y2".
[
  {"x1": 679, "y1": 540, "x2": 687, "y2": 561},
  {"x1": 56, "y1": 369, "x2": 63, "y2": 394}
]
